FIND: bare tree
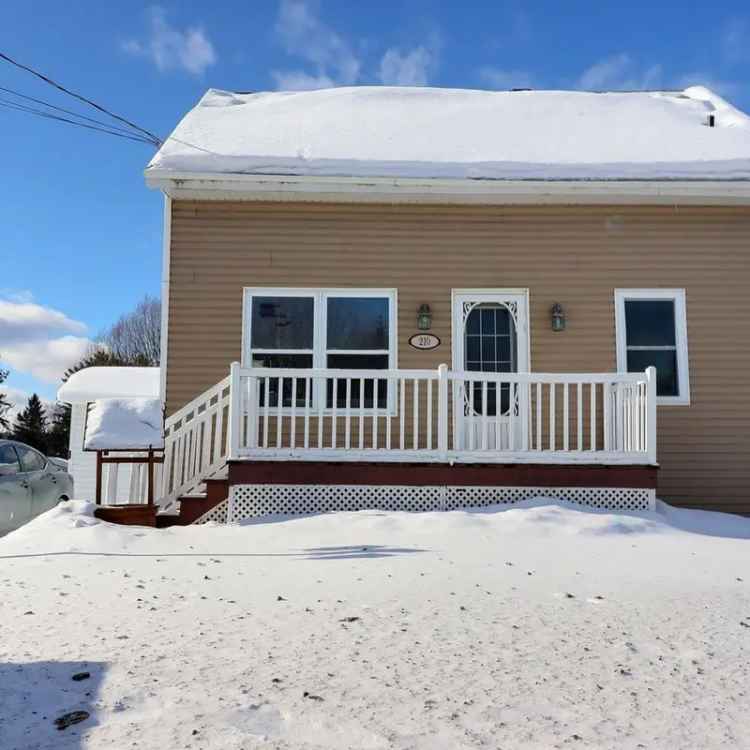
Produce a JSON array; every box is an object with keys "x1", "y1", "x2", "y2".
[
  {"x1": 0, "y1": 359, "x2": 11, "y2": 433},
  {"x1": 100, "y1": 295, "x2": 161, "y2": 366}
]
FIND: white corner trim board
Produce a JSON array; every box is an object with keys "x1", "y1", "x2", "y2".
[
  {"x1": 159, "y1": 194, "x2": 172, "y2": 406},
  {"x1": 225, "y1": 484, "x2": 656, "y2": 523}
]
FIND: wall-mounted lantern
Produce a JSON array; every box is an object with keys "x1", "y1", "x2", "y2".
[
  {"x1": 551, "y1": 303, "x2": 566, "y2": 332},
  {"x1": 417, "y1": 304, "x2": 433, "y2": 331}
]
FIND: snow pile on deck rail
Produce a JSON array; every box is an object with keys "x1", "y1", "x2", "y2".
[
  {"x1": 57, "y1": 366, "x2": 160, "y2": 403},
  {"x1": 83, "y1": 398, "x2": 163, "y2": 450},
  {"x1": 147, "y1": 85, "x2": 750, "y2": 181},
  {"x1": 2, "y1": 499, "x2": 750, "y2": 748}
]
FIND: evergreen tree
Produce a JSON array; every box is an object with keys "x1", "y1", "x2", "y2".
[
  {"x1": 46, "y1": 403, "x2": 71, "y2": 458},
  {"x1": 13, "y1": 394, "x2": 48, "y2": 453},
  {"x1": 0, "y1": 361, "x2": 10, "y2": 434}
]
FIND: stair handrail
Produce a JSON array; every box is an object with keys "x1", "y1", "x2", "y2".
[{"x1": 160, "y1": 374, "x2": 231, "y2": 507}]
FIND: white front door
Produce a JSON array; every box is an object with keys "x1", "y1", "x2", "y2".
[{"x1": 452, "y1": 291, "x2": 530, "y2": 450}]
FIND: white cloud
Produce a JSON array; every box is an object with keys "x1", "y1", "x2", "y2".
[
  {"x1": 378, "y1": 46, "x2": 435, "y2": 86},
  {"x1": 578, "y1": 53, "x2": 662, "y2": 91},
  {"x1": 272, "y1": 0, "x2": 360, "y2": 90},
  {"x1": 722, "y1": 17, "x2": 749, "y2": 64},
  {"x1": 271, "y1": 70, "x2": 335, "y2": 91},
  {"x1": 122, "y1": 6, "x2": 217, "y2": 75},
  {"x1": 2, "y1": 385, "x2": 55, "y2": 425},
  {"x1": 0, "y1": 298, "x2": 92, "y2": 385},
  {"x1": 479, "y1": 67, "x2": 534, "y2": 90}
]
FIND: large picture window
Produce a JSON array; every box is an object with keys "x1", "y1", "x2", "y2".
[
  {"x1": 244, "y1": 288, "x2": 397, "y2": 409},
  {"x1": 615, "y1": 289, "x2": 690, "y2": 405}
]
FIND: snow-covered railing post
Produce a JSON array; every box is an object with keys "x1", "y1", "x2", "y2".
[
  {"x1": 227, "y1": 361, "x2": 242, "y2": 461},
  {"x1": 437, "y1": 363, "x2": 449, "y2": 460},
  {"x1": 645, "y1": 366, "x2": 658, "y2": 465}
]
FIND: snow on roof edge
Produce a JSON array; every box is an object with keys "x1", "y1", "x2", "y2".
[
  {"x1": 146, "y1": 85, "x2": 750, "y2": 183},
  {"x1": 57, "y1": 367, "x2": 160, "y2": 403}
]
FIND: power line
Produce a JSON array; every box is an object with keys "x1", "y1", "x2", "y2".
[
  {"x1": 0, "y1": 50, "x2": 161, "y2": 145},
  {"x1": 0, "y1": 85, "x2": 149, "y2": 137},
  {"x1": 0, "y1": 100, "x2": 157, "y2": 144}
]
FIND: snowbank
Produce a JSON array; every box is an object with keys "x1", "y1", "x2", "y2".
[
  {"x1": 58, "y1": 367, "x2": 159, "y2": 403},
  {"x1": 83, "y1": 398, "x2": 163, "y2": 450},
  {"x1": 147, "y1": 86, "x2": 750, "y2": 181},
  {"x1": 3, "y1": 499, "x2": 749, "y2": 748}
]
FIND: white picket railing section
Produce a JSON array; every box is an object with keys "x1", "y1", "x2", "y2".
[
  {"x1": 98, "y1": 457, "x2": 164, "y2": 505},
  {"x1": 160, "y1": 375, "x2": 231, "y2": 505},
  {"x1": 226, "y1": 363, "x2": 657, "y2": 466}
]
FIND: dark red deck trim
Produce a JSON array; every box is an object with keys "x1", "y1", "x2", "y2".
[
  {"x1": 228, "y1": 461, "x2": 658, "y2": 489},
  {"x1": 94, "y1": 504, "x2": 157, "y2": 527}
]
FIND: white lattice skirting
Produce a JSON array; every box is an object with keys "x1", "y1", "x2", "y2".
[
  {"x1": 193, "y1": 498, "x2": 229, "y2": 524},
  {"x1": 225, "y1": 484, "x2": 655, "y2": 522}
]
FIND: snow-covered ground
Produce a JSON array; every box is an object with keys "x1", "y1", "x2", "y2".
[{"x1": 1, "y1": 499, "x2": 749, "y2": 749}]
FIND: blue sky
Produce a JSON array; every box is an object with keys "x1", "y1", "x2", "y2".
[{"x1": 1, "y1": 0, "x2": 748, "y2": 414}]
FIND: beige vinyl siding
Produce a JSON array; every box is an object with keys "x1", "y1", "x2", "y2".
[{"x1": 167, "y1": 200, "x2": 750, "y2": 513}]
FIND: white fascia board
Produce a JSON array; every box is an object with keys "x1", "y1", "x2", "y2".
[{"x1": 145, "y1": 170, "x2": 750, "y2": 205}]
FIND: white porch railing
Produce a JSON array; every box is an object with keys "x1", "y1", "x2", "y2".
[
  {"x1": 160, "y1": 375, "x2": 230, "y2": 506},
  {"x1": 226, "y1": 363, "x2": 657, "y2": 466}
]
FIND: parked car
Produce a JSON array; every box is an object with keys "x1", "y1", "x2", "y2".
[{"x1": 0, "y1": 439, "x2": 74, "y2": 533}]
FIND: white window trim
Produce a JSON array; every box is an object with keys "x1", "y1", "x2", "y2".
[
  {"x1": 614, "y1": 288, "x2": 690, "y2": 406},
  {"x1": 242, "y1": 287, "x2": 398, "y2": 412}
]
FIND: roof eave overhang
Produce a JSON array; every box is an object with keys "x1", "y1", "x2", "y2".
[{"x1": 144, "y1": 170, "x2": 750, "y2": 206}]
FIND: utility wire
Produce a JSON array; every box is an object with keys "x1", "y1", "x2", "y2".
[
  {"x1": 0, "y1": 85, "x2": 149, "y2": 137},
  {"x1": 0, "y1": 50, "x2": 162, "y2": 145},
  {"x1": 0, "y1": 100, "x2": 157, "y2": 144}
]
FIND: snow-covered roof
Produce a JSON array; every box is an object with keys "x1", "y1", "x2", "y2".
[
  {"x1": 146, "y1": 86, "x2": 750, "y2": 182},
  {"x1": 84, "y1": 398, "x2": 163, "y2": 450},
  {"x1": 57, "y1": 367, "x2": 160, "y2": 403}
]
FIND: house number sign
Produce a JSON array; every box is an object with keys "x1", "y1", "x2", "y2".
[{"x1": 409, "y1": 333, "x2": 441, "y2": 350}]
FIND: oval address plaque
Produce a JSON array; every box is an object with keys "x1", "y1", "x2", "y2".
[{"x1": 409, "y1": 333, "x2": 441, "y2": 351}]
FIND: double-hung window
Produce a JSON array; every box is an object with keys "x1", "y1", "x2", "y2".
[
  {"x1": 244, "y1": 288, "x2": 396, "y2": 410},
  {"x1": 615, "y1": 289, "x2": 690, "y2": 405}
]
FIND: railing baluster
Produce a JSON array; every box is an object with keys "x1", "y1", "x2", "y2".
[
  {"x1": 549, "y1": 383, "x2": 556, "y2": 452},
  {"x1": 276, "y1": 377, "x2": 283, "y2": 449},
  {"x1": 317, "y1": 374, "x2": 325, "y2": 449},
  {"x1": 494, "y1": 379, "x2": 502, "y2": 451},
  {"x1": 345, "y1": 378, "x2": 352, "y2": 449},
  {"x1": 304, "y1": 376, "x2": 311, "y2": 450},
  {"x1": 413, "y1": 379, "x2": 419, "y2": 450},
  {"x1": 372, "y1": 379, "x2": 379, "y2": 450},
  {"x1": 290, "y1": 376, "x2": 297, "y2": 449},
  {"x1": 481, "y1": 381, "x2": 488, "y2": 450},
  {"x1": 590, "y1": 382, "x2": 597, "y2": 451},
  {"x1": 215, "y1": 397, "x2": 225, "y2": 459},
  {"x1": 359, "y1": 377, "x2": 365, "y2": 450},
  {"x1": 603, "y1": 382, "x2": 611, "y2": 451},
  {"x1": 467, "y1": 380, "x2": 475, "y2": 451},
  {"x1": 427, "y1": 378, "x2": 433, "y2": 450},
  {"x1": 536, "y1": 382, "x2": 542, "y2": 451},
  {"x1": 399, "y1": 377, "x2": 406, "y2": 450},
  {"x1": 563, "y1": 383, "x2": 569, "y2": 451},
  {"x1": 386, "y1": 376, "x2": 392, "y2": 450},
  {"x1": 508, "y1": 382, "x2": 515, "y2": 451},
  {"x1": 248, "y1": 376, "x2": 258, "y2": 450},
  {"x1": 262, "y1": 376, "x2": 269, "y2": 448},
  {"x1": 331, "y1": 376, "x2": 338, "y2": 449}
]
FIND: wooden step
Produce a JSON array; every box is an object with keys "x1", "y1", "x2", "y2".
[
  {"x1": 156, "y1": 477, "x2": 229, "y2": 527},
  {"x1": 95, "y1": 504, "x2": 158, "y2": 527}
]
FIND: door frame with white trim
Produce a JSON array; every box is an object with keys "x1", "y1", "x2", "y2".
[{"x1": 451, "y1": 289, "x2": 530, "y2": 450}]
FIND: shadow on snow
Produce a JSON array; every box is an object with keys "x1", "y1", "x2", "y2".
[{"x1": 0, "y1": 660, "x2": 107, "y2": 750}]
